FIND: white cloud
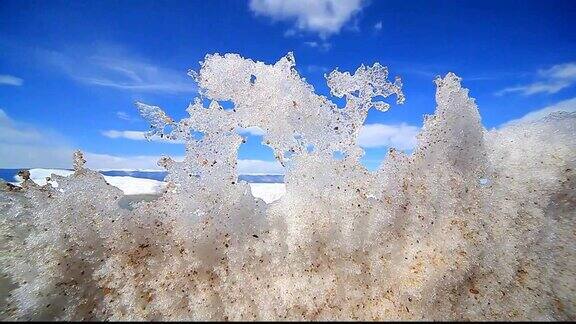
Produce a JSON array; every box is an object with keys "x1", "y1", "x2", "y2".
[
  {"x1": 305, "y1": 65, "x2": 330, "y2": 74},
  {"x1": 102, "y1": 129, "x2": 185, "y2": 144},
  {"x1": 103, "y1": 125, "x2": 272, "y2": 142},
  {"x1": 88, "y1": 155, "x2": 284, "y2": 174},
  {"x1": 0, "y1": 109, "x2": 173, "y2": 170},
  {"x1": 41, "y1": 45, "x2": 196, "y2": 94},
  {"x1": 116, "y1": 111, "x2": 133, "y2": 121},
  {"x1": 103, "y1": 126, "x2": 270, "y2": 142},
  {"x1": 500, "y1": 97, "x2": 576, "y2": 127},
  {"x1": 237, "y1": 159, "x2": 284, "y2": 175},
  {"x1": 497, "y1": 62, "x2": 576, "y2": 96},
  {"x1": 0, "y1": 74, "x2": 23, "y2": 86},
  {"x1": 374, "y1": 21, "x2": 383, "y2": 31},
  {"x1": 541, "y1": 62, "x2": 576, "y2": 80},
  {"x1": 496, "y1": 81, "x2": 570, "y2": 96},
  {"x1": 357, "y1": 123, "x2": 420, "y2": 150},
  {"x1": 303, "y1": 41, "x2": 332, "y2": 51},
  {"x1": 0, "y1": 109, "x2": 284, "y2": 173},
  {"x1": 249, "y1": 0, "x2": 365, "y2": 39},
  {"x1": 0, "y1": 109, "x2": 73, "y2": 168},
  {"x1": 283, "y1": 29, "x2": 297, "y2": 37},
  {"x1": 88, "y1": 155, "x2": 283, "y2": 174},
  {"x1": 102, "y1": 130, "x2": 147, "y2": 141},
  {"x1": 237, "y1": 126, "x2": 266, "y2": 136},
  {"x1": 83, "y1": 152, "x2": 170, "y2": 171}
]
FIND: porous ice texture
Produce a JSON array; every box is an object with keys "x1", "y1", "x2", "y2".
[{"x1": 0, "y1": 53, "x2": 574, "y2": 321}]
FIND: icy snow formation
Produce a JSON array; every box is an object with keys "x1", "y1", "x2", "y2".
[{"x1": 0, "y1": 53, "x2": 574, "y2": 321}]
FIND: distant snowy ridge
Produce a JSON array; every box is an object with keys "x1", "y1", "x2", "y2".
[
  {"x1": 0, "y1": 168, "x2": 284, "y2": 183},
  {"x1": 3, "y1": 168, "x2": 285, "y2": 202},
  {"x1": 18, "y1": 169, "x2": 166, "y2": 196}
]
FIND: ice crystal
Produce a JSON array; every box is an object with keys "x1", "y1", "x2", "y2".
[{"x1": 0, "y1": 53, "x2": 574, "y2": 321}]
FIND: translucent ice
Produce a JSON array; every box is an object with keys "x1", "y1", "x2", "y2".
[{"x1": 1, "y1": 53, "x2": 574, "y2": 321}]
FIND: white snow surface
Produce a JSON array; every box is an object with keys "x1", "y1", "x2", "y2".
[
  {"x1": 19, "y1": 168, "x2": 285, "y2": 201},
  {"x1": 99, "y1": 176, "x2": 166, "y2": 196},
  {"x1": 247, "y1": 183, "x2": 286, "y2": 203}
]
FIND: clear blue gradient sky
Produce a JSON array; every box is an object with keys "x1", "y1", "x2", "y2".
[{"x1": 1, "y1": 0, "x2": 575, "y2": 171}]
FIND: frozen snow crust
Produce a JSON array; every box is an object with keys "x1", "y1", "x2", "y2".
[{"x1": 1, "y1": 53, "x2": 574, "y2": 320}]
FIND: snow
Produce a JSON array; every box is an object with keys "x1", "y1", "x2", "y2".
[
  {"x1": 248, "y1": 183, "x2": 286, "y2": 203},
  {"x1": 22, "y1": 168, "x2": 165, "y2": 196},
  {"x1": 100, "y1": 176, "x2": 166, "y2": 196},
  {"x1": 3, "y1": 53, "x2": 574, "y2": 321},
  {"x1": 21, "y1": 168, "x2": 285, "y2": 200},
  {"x1": 24, "y1": 168, "x2": 74, "y2": 186}
]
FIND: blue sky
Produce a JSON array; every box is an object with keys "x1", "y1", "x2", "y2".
[{"x1": 1, "y1": 0, "x2": 575, "y2": 172}]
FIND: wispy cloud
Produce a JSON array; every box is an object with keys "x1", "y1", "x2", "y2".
[
  {"x1": 496, "y1": 62, "x2": 576, "y2": 96},
  {"x1": 1, "y1": 109, "x2": 285, "y2": 172},
  {"x1": 117, "y1": 111, "x2": 131, "y2": 121},
  {"x1": 116, "y1": 111, "x2": 136, "y2": 122},
  {"x1": 303, "y1": 41, "x2": 332, "y2": 51},
  {"x1": 357, "y1": 123, "x2": 420, "y2": 151},
  {"x1": 0, "y1": 109, "x2": 173, "y2": 170},
  {"x1": 41, "y1": 45, "x2": 196, "y2": 94},
  {"x1": 0, "y1": 108, "x2": 75, "y2": 169},
  {"x1": 103, "y1": 126, "x2": 268, "y2": 141},
  {"x1": 83, "y1": 153, "x2": 172, "y2": 171},
  {"x1": 0, "y1": 110, "x2": 145, "y2": 170},
  {"x1": 496, "y1": 81, "x2": 569, "y2": 96},
  {"x1": 544, "y1": 62, "x2": 576, "y2": 79},
  {"x1": 102, "y1": 129, "x2": 184, "y2": 144},
  {"x1": 237, "y1": 126, "x2": 266, "y2": 136},
  {"x1": 238, "y1": 159, "x2": 284, "y2": 174},
  {"x1": 249, "y1": 0, "x2": 365, "y2": 39},
  {"x1": 500, "y1": 97, "x2": 576, "y2": 127},
  {"x1": 102, "y1": 130, "x2": 148, "y2": 141},
  {"x1": 374, "y1": 21, "x2": 383, "y2": 31},
  {"x1": 305, "y1": 64, "x2": 330, "y2": 74},
  {"x1": 0, "y1": 74, "x2": 23, "y2": 86},
  {"x1": 87, "y1": 155, "x2": 283, "y2": 174},
  {"x1": 86, "y1": 154, "x2": 283, "y2": 174}
]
